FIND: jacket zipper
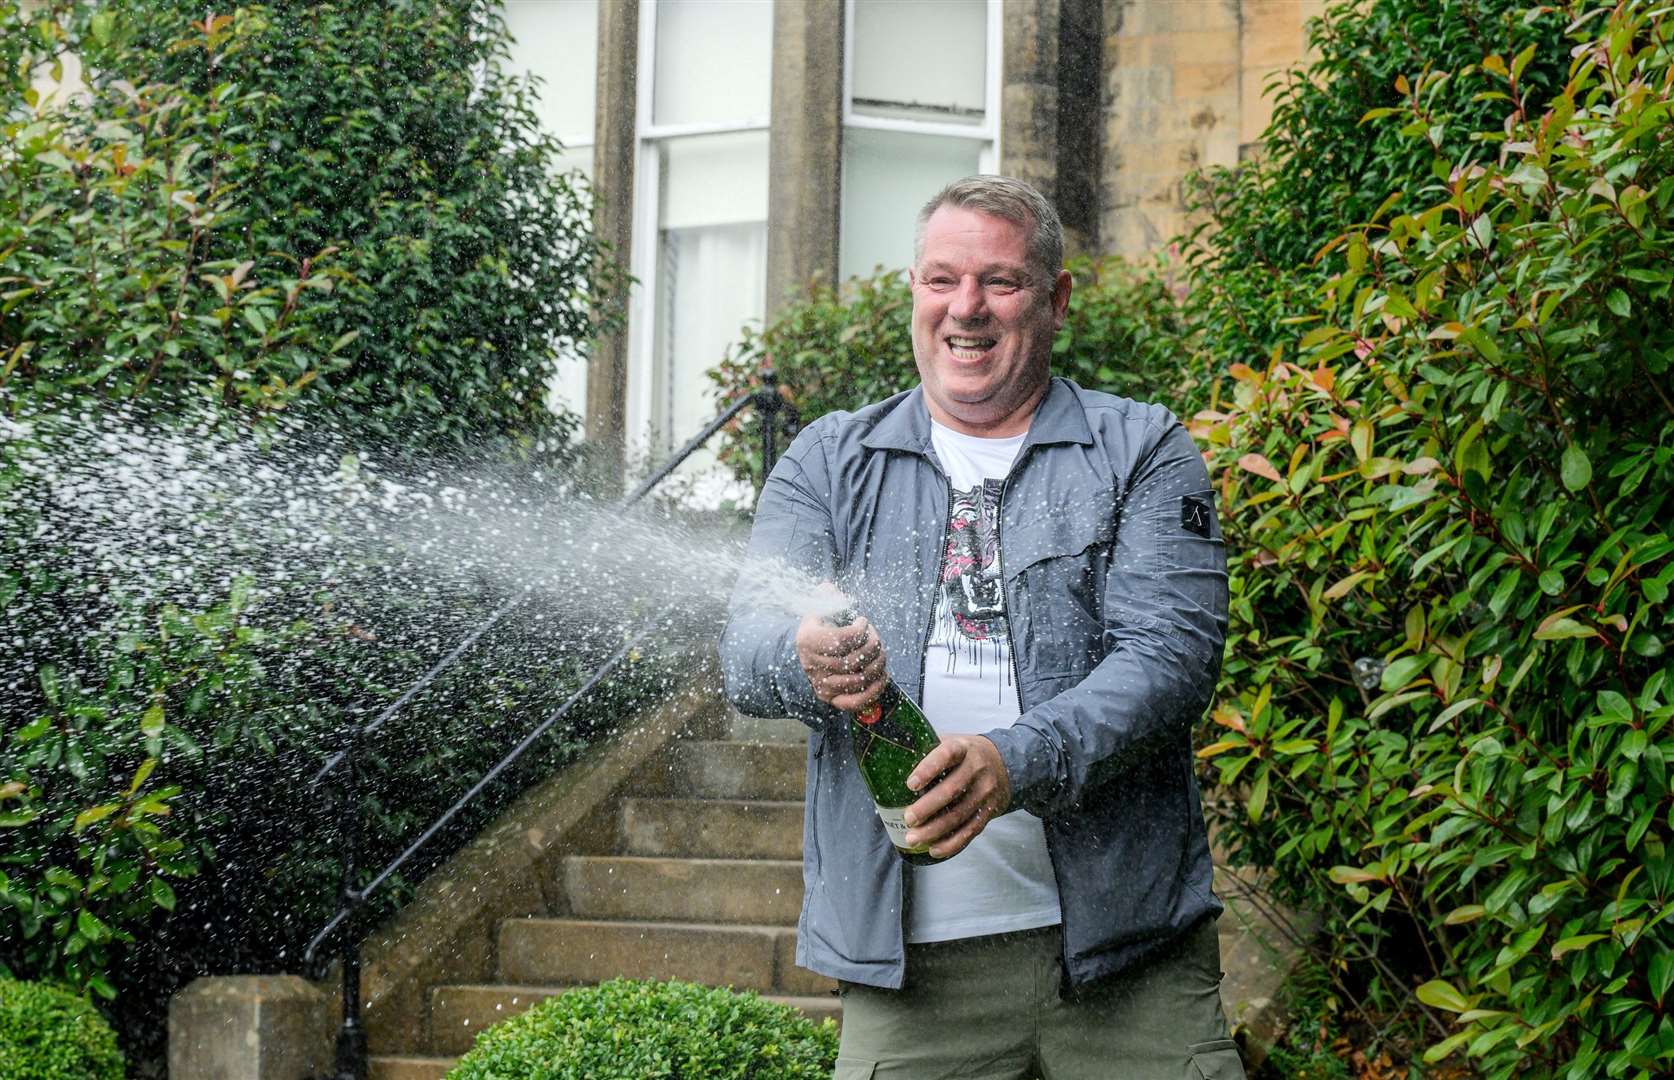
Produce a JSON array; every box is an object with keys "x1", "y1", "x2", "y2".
[
  {"x1": 901, "y1": 460, "x2": 954, "y2": 965},
  {"x1": 994, "y1": 453, "x2": 1074, "y2": 989}
]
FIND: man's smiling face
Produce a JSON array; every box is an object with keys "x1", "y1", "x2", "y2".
[{"x1": 909, "y1": 204, "x2": 1071, "y2": 438}]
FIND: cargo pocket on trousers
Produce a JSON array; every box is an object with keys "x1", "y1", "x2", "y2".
[
  {"x1": 1187, "y1": 1039, "x2": 1246, "y2": 1080},
  {"x1": 833, "y1": 1057, "x2": 878, "y2": 1079}
]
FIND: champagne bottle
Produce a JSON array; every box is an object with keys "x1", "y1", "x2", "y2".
[{"x1": 827, "y1": 608, "x2": 945, "y2": 865}]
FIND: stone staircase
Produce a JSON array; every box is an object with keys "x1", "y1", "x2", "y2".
[
  {"x1": 368, "y1": 714, "x2": 834, "y2": 1080},
  {"x1": 362, "y1": 708, "x2": 1308, "y2": 1079}
]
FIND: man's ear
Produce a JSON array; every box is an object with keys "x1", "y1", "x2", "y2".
[{"x1": 1051, "y1": 269, "x2": 1073, "y2": 327}]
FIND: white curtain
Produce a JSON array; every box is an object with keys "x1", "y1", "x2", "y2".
[{"x1": 654, "y1": 221, "x2": 766, "y2": 502}]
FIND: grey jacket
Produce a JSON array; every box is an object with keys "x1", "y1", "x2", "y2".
[{"x1": 719, "y1": 377, "x2": 1229, "y2": 992}]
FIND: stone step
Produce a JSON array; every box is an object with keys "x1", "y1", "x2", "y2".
[
  {"x1": 562, "y1": 855, "x2": 803, "y2": 924},
  {"x1": 620, "y1": 797, "x2": 804, "y2": 859},
  {"x1": 726, "y1": 711, "x2": 809, "y2": 744},
  {"x1": 662, "y1": 740, "x2": 805, "y2": 801},
  {"x1": 430, "y1": 984, "x2": 842, "y2": 1057},
  {"x1": 368, "y1": 1055, "x2": 454, "y2": 1080},
  {"x1": 498, "y1": 916, "x2": 836, "y2": 997}
]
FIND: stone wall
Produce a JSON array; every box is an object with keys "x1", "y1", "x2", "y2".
[{"x1": 1101, "y1": 0, "x2": 1324, "y2": 256}]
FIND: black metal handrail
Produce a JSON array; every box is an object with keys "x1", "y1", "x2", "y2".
[{"x1": 302, "y1": 373, "x2": 796, "y2": 1080}]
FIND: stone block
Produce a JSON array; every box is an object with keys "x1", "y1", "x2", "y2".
[
  {"x1": 563, "y1": 855, "x2": 804, "y2": 924},
  {"x1": 666, "y1": 739, "x2": 807, "y2": 800},
  {"x1": 168, "y1": 976, "x2": 331, "y2": 1080},
  {"x1": 499, "y1": 917, "x2": 782, "y2": 990},
  {"x1": 621, "y1": 797, "x2": 805, "y2": 860},
  {"x1": 1240, "y1": 0, "x2": 1310, "y2": 68},
  {"x1": 1110, "y1": 0, "x2": 1240, "y2": 36},
  {"x1": 1174, "y1": 61, "x2": 1240, "y2": 99}
]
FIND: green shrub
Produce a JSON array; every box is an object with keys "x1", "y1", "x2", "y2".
[
  {"x1": 706, "y1": 255, "x2": 1188, "y2": 487},
  {"x1": 0, "y1": 2, "x2": 345, "y2": 415},
  {"x1": 445, "y1": 979, "x2": 839, "y2": 1080},
  {"x1": 1176, "y1": 0, "x2": 1571, "y2": 404},
  {"x1": 1191, "y1": 1, "x2": 1674, "y2": 1076},
  {"x1": 0, "y1": 0, "x2": 643, "y2": 1071},
  {"x1": 87, "y1": 0, "x2": 623, "y2": 450},
  {"x1": 0, "y1": 978, "x2": 123, "y2": 1080}
]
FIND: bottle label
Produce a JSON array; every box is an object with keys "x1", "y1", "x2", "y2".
[{"x1": 874, "y1": 805, "x2": 930, "y2": 855}]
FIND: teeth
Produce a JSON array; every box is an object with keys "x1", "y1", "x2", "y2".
[{"x1": 947, "y1": 337, "x2": 994, "y2": 348}]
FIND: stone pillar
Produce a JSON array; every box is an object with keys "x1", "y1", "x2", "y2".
[
  {"x1": 1001, "y1": 0, "x2": 1063, "y2": 208},
  {"x1": 1001, "y1": 0, "x2": 1103, "y2": 258},
  {"x1": 586, "y1": 0, "x2": 640, "y2": 490},
  {"x1": 766, "y1": 0, "x2": 844, "y2": 316},
  {"x1": 168, "y1": 976, "x2": 332, "y2": 1080}
]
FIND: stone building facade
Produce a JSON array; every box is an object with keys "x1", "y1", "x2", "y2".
[{"x1": 512, "y1": 0, "x2": 1327, "y2": 479}]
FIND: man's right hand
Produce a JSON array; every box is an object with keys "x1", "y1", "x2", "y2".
[{"x1": 795, "y1": 608, "x2": 887, "y2": 713}]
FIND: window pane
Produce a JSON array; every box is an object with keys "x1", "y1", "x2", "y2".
[
  {"x1": 851, "y1": 0, "x2": 986, "y2": 125},
  {"x1": 840, "y1": 127, "x2": 983, "y2": 280},
  {"x1": 654, "y1": 221, "x2": 766, "y2": 457},
  {"x1": 502, "y1": 0, "x2": 599, "y2": 146},
  {"x1": 653, "y1": 0, "x2": 773, "y2": 128},
  {"x1": 649, "y1": 131, "x2": 768, "y2": 479},
  {"x1": 659, "y1": 130, "x2": 769, "y2": 230}
]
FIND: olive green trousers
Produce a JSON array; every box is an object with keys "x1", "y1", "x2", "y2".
[{"x1": 833, "y1": 918, "x2": 1245, "y2": 1080}]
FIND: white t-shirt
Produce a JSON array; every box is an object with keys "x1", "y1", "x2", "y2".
[{"x1": 907, "y1": 420, "x2": 1063, "y2": 944}]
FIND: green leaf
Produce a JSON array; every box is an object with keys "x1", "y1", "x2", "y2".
[
  {"x1": 73, "y1": 803, "x2": 120, "y2": 833},
  {"x1": 77, "y1": 909, "x2": 110, "y2": 944},
  {"x1": 1534, "y1": 617, "x2": 1595, "y2": 641},
  {"x1": 1416, "y1": 979, "x2": 1470, "y2": 1013},
  {"x1": 1423, "y1": 1030, "x2": 1473, "y2": 1064},
  {"x1": 150, "y1": 876, "x2": 177, "y2": 912},
  {"x1": 1605, "y1": 288, "x2": 1631, "y2": 318},
  {"x1": 1651, "y1": 950, "x2": 1674, "y2": 1003},
  {"x1": 1381, "y1": 654, "x2": 1431, "y2": 691},
  {"x1": 1246, "y1": 767, "x2": 1269, "y2": 822},
  {"x1": 1551, "y1": 933, "x2": 1607, "y2": 959},
  {"x1": 1561, "y1": 443, "x2": 1592, "y2": 492}
]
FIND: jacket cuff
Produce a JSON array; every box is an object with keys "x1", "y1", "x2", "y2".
[
  {"x1": 983, "y1": 724, "x2": 1060, "y2": 814},
  {"x1": 772, "y1": 624, "x2": 846, "y2": 728}
]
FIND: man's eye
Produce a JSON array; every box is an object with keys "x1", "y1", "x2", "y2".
[
  {"x1": 929, "y1": 277, "x2": 956, "y2": 288},
  {"x1": 985, "y1": 279, "x2": 1019, "y2": 292}
]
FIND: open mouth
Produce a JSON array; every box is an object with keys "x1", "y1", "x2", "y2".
[{"x1": 945, "y1": 335, "x2": 997, "y2": 360}]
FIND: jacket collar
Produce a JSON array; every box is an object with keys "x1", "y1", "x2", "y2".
[{"x1": 860, "y1": 376, "x2": 1095, "y2": 454}]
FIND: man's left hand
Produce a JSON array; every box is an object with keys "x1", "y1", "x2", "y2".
[{"x1": 902, "y1": 735, "x2": 1012, "y2": 860}]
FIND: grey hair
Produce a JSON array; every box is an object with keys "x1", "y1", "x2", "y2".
[{"x1": 913, "y1": 175, "x2": 1065, "y2": 282}]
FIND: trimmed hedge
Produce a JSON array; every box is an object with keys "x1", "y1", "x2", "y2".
[
  {"x1": 0, "y1": 979, "x2": 123, "y2": 1080},
  {"x1": 445, "y1": 980, "x2": 840, "y2": 1080}
]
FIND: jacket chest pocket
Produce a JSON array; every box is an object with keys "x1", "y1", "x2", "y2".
[{"x1": 1003, "y1": 481, "x2": 1118, "y2": 678}]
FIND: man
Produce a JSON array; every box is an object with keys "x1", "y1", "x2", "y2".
[{"x1": 720, "y1": 175, "x2": 1240, "y2": 1080}]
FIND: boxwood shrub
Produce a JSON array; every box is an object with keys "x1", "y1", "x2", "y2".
[
  {"x1": 445, "y1": 979, "x2": 839, "y2": 1080},
  {"x1": 0, "y1": 979, "x2": 123, "y2": 1080}
]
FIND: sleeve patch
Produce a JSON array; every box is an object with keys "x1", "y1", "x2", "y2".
[{"x1": 1181, "y1": 494, "x2": 1213, "y2": 538}]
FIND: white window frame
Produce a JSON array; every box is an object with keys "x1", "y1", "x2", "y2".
[
  {"x1": 625, "y1": 0, "x2": 773, "y2": 462},
  {"x1": 841, "y1": 0, "x2": 1003, "y2": 168}
]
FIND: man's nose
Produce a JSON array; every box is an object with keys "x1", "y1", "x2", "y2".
[{"x1": 948, "y1": 276, "x2": 987, "y2": 322}]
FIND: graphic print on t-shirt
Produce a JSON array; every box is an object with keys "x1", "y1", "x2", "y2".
[{"x1": 934, "y1": 479, "x2": 1012, "y2": 689}]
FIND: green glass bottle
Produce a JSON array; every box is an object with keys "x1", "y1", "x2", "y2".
[{"x1": 828, "y1": 609, "x2": 945, "y2": 865}]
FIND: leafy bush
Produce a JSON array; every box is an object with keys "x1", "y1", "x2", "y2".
[
  {"x1": 1, "y1": 0, "x2": 647, "y2": 1073},
  {"x1": 0, "y1": 3, "x2": 346, "y2": 413},
  {"x1": 706, "y1": 255, "x2": 1188, "y2": 486},
  {"x1": 1176, "y1": 0, "x2": 1571, "y2": 396},
  {"x1": 445, "y1": 979, "x2": 840, "y2": 1080},
  {"x1": 89, "y1": 0, "x2": 623, "y2": 450},
  {"x1": 0, "y1": 978, "x2": 124, "y2": 1080},
  {"x1": 1190, "y1": 1, "x2": 1674, "y2": 1076}
]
